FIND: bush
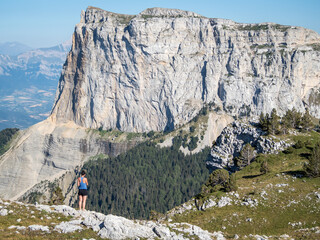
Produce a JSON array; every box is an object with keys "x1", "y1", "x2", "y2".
[
  {"x1": 188, "y1": 136, "x2": 198, "y2": 151},
  {"x1": 283, "y1": 146, "x2": 294, "y2": 154},
  {"x1": 304, "y1": 142, "x2": 320, "y2": 178},
  {"x1": 225, "y1": 173, "x2": 238, "y2": 192},
  {"x1": 147, "y1": 131, "x2": 155, "y2": 138},
  {"x1": 294, "y1": 140, "x2": 305, "y2": 149},
  {"x1": 149, "y1": 210, "x2": 165, "y2": 221},
  {"x1": 260, "y1": 160, "x2": 269, "y2": 174},
  {"x1": 206, "y1": 169, "x2": 230, "y2": 190}
]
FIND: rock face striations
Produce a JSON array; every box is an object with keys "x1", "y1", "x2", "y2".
[{"x1": 50, "y1": 6, "x2": 320, "y2": 132}]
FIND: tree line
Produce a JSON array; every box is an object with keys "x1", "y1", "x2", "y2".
[
  {"x1": 81, "y1": 141, "x2": 210, "y2": 219},
  {"x1": 259, "y1": 108, "x2": 314, "y2": 135}
]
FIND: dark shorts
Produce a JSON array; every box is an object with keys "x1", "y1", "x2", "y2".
[{"x1": 78, "y1": 189, "x2": 88, "y2": 196}]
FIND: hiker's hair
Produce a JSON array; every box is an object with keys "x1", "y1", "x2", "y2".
[{"x1": 81, "y1": 170, "x2": 86, "y2": 176}]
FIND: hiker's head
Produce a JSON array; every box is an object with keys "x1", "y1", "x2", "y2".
[{"x1": 81, "y1": 170, "x2": 86, "y2": 176}]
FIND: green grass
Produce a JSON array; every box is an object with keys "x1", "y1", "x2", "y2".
[
  {"x1": 238, "y1": 24, "x2": 269, "y2": 31},
  {"x1": 170, "y1": 131, "x2": 320, "y2": 238},
  {"x1": 0, "y1": 202, "x2": 104, "y2": 239}
]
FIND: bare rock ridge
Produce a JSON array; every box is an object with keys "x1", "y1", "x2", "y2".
[{"x1": 50, "y1": 6, "x2": 320, "y2": 132}]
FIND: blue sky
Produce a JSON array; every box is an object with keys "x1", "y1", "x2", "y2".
[{"x1": 1, "y1": 0, "x2": 320, "y2": 48}]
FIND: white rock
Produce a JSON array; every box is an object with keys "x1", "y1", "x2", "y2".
[
  {"x1": 170, "y1": 222, "x2": 221, "y2": 240},
  {"x1": 81, "y1": 210, "x2": 106, "y2": 232},
  {"x1": 28, "y1": 224, "x2": 50, "y2": 233},
  {"x1": 54, "y1": 221, "x2": 83, "y2": 233},
  {"x1": 98, "y1": 214, "x2": 156, "y2": 239},
  {"x1": 54, "y1": 205, "x2": 80, "y2": 217},
  {"x1": 218, "y1": 196, "x2": 232, "y2": 207},
  {"x1": 275, "y1": 184, "x2": 288, "y2": 187},
  {"x1": 35, "y1": 204, "x2": 53, "y2": 213},
  {"x1": 203, "y1": 199, "x2": 216, "y2": 209},
  {"x1": 0, "y1": 209, "x2": 8, "y2": 216},
  {"x1": 280, "y1": 234, "x2": 290, "y2": 239},
  {"x1": 8, "y1": 225, "x2": 26, "y2": 231}
]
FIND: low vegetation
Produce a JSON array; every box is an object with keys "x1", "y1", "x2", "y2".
[
  {"x1": 0, "y1": 128, "x2": 19, "y2": 156},
  {"x1": 170, "y1": 126, "x2": 320, "y2": 239},
  {"x1": 0, "y1": 201, "x2": 102, "y2": 240}
]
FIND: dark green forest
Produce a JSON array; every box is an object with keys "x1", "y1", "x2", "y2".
[
  {"x1": 0, "y1": 128, "x2": 19, "y2": 155},
  {"x1": 81, "y1": 141, "x2": 210, "y2": 219}
]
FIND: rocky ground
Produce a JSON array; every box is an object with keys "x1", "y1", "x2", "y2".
[{"x1": 0, "y1": 198, "x2": 226, "y2": 239}]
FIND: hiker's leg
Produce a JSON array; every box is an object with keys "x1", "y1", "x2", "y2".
[
  {"x1": 79, "y1": 195, "x2": 83, "y2": 210},
  {"x1": 83, "y1": 195, "x2": 87, "y2": 210}
]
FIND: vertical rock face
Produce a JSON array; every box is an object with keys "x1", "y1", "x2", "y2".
[{"x1": 50, "y1": 6, "x2": 320, "y2": 132}]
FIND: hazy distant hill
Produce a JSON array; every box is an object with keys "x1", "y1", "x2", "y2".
[
  {"x1": 0, "y1": 41, "x2": 70, "y2": 130},
  {"x1": 0, "y1": 42, "x2": 32, "y2": 56}
]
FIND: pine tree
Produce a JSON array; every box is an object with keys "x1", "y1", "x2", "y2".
[
  {"x1": 269, "y1": 108, "x2": 280, "y2": 135},
  {"x1": 292, "y1": 108, "x2": 302, "y2": 129},
  {"x1": 259, "y1": 112, "x2": 268, "y2": 131},
  {"x1": 206, "y1": 169, "x2": 230, "y2": 190},
  {"x1": 301, "y1": 108, "x2": 313, "y2": 131},
  {"x1": 304, "y1": 142, "x2": 320, "y2": 178},
  {"x1": 282, "y1": 109, "x2": 294, "y2": 129},
  {"x1": 236, "y1": 143, "x2": 256, "y2": 169}
]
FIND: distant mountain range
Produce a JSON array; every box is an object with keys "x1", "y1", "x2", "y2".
[
  {"x1": 0, "y1": 41, "x2": 70, "y2": 130},
  {"x1": 0, "y1": 42, "x2": 33, "y2": 56}
]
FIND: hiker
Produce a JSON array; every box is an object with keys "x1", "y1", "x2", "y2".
[{"x1": 78, "y1": 170, "x2": 89, "y2": 210}]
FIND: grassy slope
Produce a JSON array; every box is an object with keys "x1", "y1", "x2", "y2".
[
  {"x1": 170, "y1": 131, "x2": 320, "y2": 239},
  {"x1": 0, "y1": 201, "x2": 104, "y2": 240}
]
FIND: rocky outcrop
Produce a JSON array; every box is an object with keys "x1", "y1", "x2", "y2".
[
  {"x1": 0, "y1": 119, "x2": 139, "y2": 200},
  {"x1": 0, "y1": 199, "x2": 222, "y2": 240},
  {"x1": 50, "y1": 6, "x2": 320, "y2": 132},
  {"x1": 207, "y1": 121, "x2": 291, "y2": 170}
]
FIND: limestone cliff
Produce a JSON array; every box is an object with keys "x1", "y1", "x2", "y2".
[
  {"x1": 0, "y1": 120, "x2": 139, "y2": 200},
  {"x1": 50, "y1": 6, "x2": 320, "y2": 132}
]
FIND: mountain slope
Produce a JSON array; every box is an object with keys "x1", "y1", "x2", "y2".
[
  {"x1": 169, "y1": 130, "x2": 320, "y2": 239},
  {"x1": 0, "y1": 131, "x2": 319, "y2": 239}
]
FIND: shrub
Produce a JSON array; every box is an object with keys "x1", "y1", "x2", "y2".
[
  {"x1": 294, "y1": 140, "x2": 305, "y2": 149},
  {"x1": 147, "y1": 131, "x2": 155, "y2": 138},
  {"x1": 283, "y1": 146, "x2": 294, "y2": 154},
  {"x1": 225, "y1": 173, "x2": 238, "y2": 192},
  {"x1": 260, "y1": 160, "x2": 269, "y2": 174},
  {"x1": 304, "y1": 142, "x2": 320, "y2": 178},
  {"x1": 206, "y1": 169, "x2": 230, "y2": 190},
  {"x1": 149, "y1": 210, "x2": 165, "y2": 221},
  {"x1": 188, "y1": 136, "x2": 198, "y2": 151}
]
